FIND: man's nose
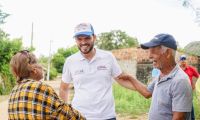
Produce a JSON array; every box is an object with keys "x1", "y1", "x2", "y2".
[{"x1": 80, "y1": 41, "x2": 88, "y2": 45}]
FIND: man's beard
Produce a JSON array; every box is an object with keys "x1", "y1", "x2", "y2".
[{"x1": 78, "y1": 43, "x2": 94, "y2": 54}]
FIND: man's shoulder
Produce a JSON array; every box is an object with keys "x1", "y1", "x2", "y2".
[
  {"x1": 176, "y1": 67, "x2": 188, "y2": 78},
  {"x1": 170, "y1": 67, "x2": 188, "y2": 82},
  {"x1": 65, "y1": 52, "x2": 81, "y2": 61},
  {"x1": 172, "y1": 67, "x2": 190, "y2": 85}
]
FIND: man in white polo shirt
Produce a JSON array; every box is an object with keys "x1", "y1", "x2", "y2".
[{"x1": 59, "y1": 23, "x2": 136, "y2": 120}]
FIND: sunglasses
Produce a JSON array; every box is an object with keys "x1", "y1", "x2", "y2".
[{"x1": 14, "y1": 50, "x2": 32, "y2": 64}]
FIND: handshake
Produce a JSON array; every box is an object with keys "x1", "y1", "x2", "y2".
[{"x1": 116, "y1": 72, "x2": 152, "y2": 98}]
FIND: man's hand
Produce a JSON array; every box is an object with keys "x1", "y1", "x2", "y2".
[
  {"x1": 117, "y1": 73, "x2": 135, "y2": 81},
  {"x1": 115, "y1": 73, "x2": 136, "y2": 90},
  {"x1": 117, "y1": 73, "x2": 152, "y2": 99}
]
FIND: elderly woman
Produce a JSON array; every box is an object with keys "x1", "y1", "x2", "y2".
[{"x1": 8, "y1": 50, "x2": 85, "y2": 120}]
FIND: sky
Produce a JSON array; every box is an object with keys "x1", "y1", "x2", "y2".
[{"x1": 1, "y1": 0, "x2": 200, "y2": 57}]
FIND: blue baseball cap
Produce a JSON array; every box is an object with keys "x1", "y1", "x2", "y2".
[
  {"x1": 141, "y1": 33, "x2": 177, "y2": 50},
  {"x1": 180, "y1": 55, "x2": 187, "y2": 61},
  {"x1": 74, "y1": 23, "x2": 94, "y2": 37}
]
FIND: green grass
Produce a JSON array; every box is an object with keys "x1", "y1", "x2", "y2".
[
  {"x1": 193, "y1": 91, "x2": 200, "y2": 119},
  {"x1": 113, "y1": 83, "x2": 151, "y2": 118}
]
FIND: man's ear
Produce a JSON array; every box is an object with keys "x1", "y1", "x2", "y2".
[
  {"x1": 93, "y1": 35, "x2": 97, "y2": 42},
  {"x1": 166, "y1": 49, "x2": 172, "y2": 59}
]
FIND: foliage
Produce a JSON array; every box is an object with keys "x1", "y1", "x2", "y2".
[
  {"x1": 51, "y1": 53, "x2": 65, "y2": 73},
  {"x1": 0, "y1": 38, "x2": 23, "y2": 95},
  {"x1": 49, "y1": 67, "x2": 58, "y2": 80},
  {"x1": 181, "y1": 0, "x2": 200, "y2": 26},
  {"x1": 0, "y1": 64, "x2": 15, "y2": 94},
  {"x1": 38, "y1": 55, "x2": 58, "y2": 80},
  {"x1": 0, "y1": 9, "x2": 23, "y2": 95},
  {"x1": 184, "y1": 41, "x2": 200, "y2": 56},
  {"x1": 193, "y1": 91, "x2": 200, "y2": 119},
  {"x1": 96, "y1": 30, "x2": 139, "y2": 50},
  {"x1": 52, "y1": 45, "x2": 78, "y2": 73},
  {"x1": 38, "y1": 55, "x2": 49, "y2": 65},
  {"x1": 0, "y1": 38, "x2": 23, "y2": 62},
  {"x1": 181, "y1": 0, "x2": 190, "y2": 7},
  {"x1": 0, "y1": 9, "x2": 9, "y2": 25}
]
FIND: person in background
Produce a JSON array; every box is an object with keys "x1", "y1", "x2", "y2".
[
  {"x1": 179, "y1": 54, "x2": 199, "y2": 120},
  {"x1": 179, "y1": 55, "x2": 199, "y2": 90},
  {"x1": 59, "y1": 23, "x2": 136, "y2": 120},
  {"x1": 119, "y1": 33, "x2": 192, "y2": 120},
  {"x1": 8, "y1": 50, "x2": 85, "y2": 120}
]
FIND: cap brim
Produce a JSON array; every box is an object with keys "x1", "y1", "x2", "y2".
[
  {"x1": 140, "y1": 41, "x2": 160, "y2": 49},
  {"x1": 180, "y1": 57, "x2": 186, "y2": 61},
  {"x1": 74, "y1": 32, "x2": 93, "y2": 37}
]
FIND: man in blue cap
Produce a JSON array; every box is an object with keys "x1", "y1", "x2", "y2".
[
  {"x1": 59, "y1": 23, "x2": 136, "y2": 120},
  {"x1": 119, "y1": 33, "x2": 192, "y2": 120}
]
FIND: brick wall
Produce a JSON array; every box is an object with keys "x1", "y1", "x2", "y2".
[
  {"x1": 112, "y1": 47, "x2": 199, "y2": 65},
  {"x1": 112, "y1": 48, "x2": 200, "y2": 82}
]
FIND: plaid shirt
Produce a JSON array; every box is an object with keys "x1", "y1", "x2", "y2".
[{"x1": 8, "y1": 79, "x2": 86, "y2": 120}]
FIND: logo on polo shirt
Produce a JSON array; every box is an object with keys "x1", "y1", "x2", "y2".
[
  {"x1": 74, "y1": 69, "x2": 84, "y2": 75},
  {"x1": 97, "y1": 65, "x2": 108, "y2": 70}
]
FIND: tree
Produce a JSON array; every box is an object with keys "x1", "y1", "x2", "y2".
[
  {"x1": 0, "y1": 7, "x2": 9, "y2": 40},
  {"x1": 96, "y1": 30, "x2": 139, "y2": 50},
  {"x1": 184, "y1": 41, "x2": 200, "y2": 56},
  {"x1": 181, "y1": 0, "x2": 200, "y2": 26},
  {"x1": 38, "y1": 55, "x2": 58, "y2": 80},
  {"x1": 52, "y1": 45, "x2": 78, "y2": 73},
  {"x1": 0, "y1": 8, "x2": 23, "y2": 94},
  {"x1": 0, "y1": 9, "x2": 9, "y2": 25},
  {"x1": 0, "y1": 38, "x2": 23, "y2": 94},
  {"x1": 184, "y1": 41, "x2": 200, "y2": 73}
]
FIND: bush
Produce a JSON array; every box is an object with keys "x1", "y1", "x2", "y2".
[
  {"x1": 0, "y1": 64, "x2": 16, "y2": 95},
  {"x1": 0, "y1": 9, "x2": 23, "y2": 95},
  {"x1": 49, "y1": 66, "x2": 58, "y2": 80},
  {"x1": 0, "y1": 39, "x2": 22, "y2": 95}
]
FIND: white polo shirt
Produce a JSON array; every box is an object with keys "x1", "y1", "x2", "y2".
[{"x1": 62, "y1": 49, "x2": 122, "y2": 120}]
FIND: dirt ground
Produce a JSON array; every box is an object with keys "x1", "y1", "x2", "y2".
[{"x1": 0, "y1": 78, "x2": 148, "y2": 120}]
